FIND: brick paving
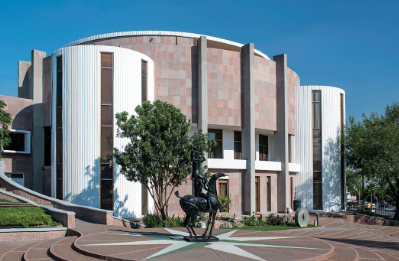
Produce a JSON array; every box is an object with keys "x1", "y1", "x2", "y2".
[{"x1": 0, "y1": 216, "x2": 398, "y2": 261}]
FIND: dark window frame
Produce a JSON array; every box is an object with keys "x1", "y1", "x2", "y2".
[
  {"x1": 56, "y1": 55, "x2": 63, "y2": 200},
  {"x1": 234, "y1": 131, "x2": 242, "y2": 159},
  {"x1": 259, "y1": 134, "x2": 268, "y2": 161},
  {"x1": 312, "y1": 90, "x2": 322, "y2": 210},
  {"x1": 100, "y1": 52, "x2": 114, "y2": 210},
  {"x1": 208, "y1": 129, "x2": 223, "y2": 159}
]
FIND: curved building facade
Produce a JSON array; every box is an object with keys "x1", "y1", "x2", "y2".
[{"x1": 2, "y1": 31, "x2": 346, "y2": 218}]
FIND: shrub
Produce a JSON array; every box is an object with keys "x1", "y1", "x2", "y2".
[
  {"x1": 142, "y1": 213, "x2": 163, "y2": 228},
  {"x1": 242, "y1": 213, "x2": 266, "y2": 226},
  {"x1": 143, "y1": 214, "x2": 186, "y2": 228},
  {"x1": 218, "y1": 195, "x2": 233, "y2": 212},
  {"x1": 266, "y1": 214, "x2": 295, "y2": 226}
]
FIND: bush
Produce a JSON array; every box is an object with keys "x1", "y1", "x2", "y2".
[
  {"x1": 142, "y1": 213, "x2": 163, "y2": 228},
  {"x1": 242, "y1": 214, "x2": 266, "y2": 226},
  {"x1": 0, "y1": 207, "x2": 61, "y2": 228},
  {"x1": 142, "y1": 214, "x2": 187, "y2": 228},
  {"x1": 218, "y1": 195, "x2": 233, "y2": 212},
  {"x1": 266, "y1": 214, "x2": 295, "y2": 226}
]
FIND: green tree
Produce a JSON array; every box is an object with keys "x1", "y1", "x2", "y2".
[
  {"x1": 345, "y1": 102, "x2": 399, "y2": 220},
  {"x1": 114, "y1": 100, "x2": 215, "y2": 227},
  {"x1": 0, "y1": 98, "x2": 12, "y2": 159},
  {"x1": 346, "y1": 168, "x2": 362, "y2": 200}
]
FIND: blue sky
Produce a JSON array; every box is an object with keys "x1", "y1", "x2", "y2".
[{"x1": 0, "y1": 0, "x2": 398, "y2": 122}]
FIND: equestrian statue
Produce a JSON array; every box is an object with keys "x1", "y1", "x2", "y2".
[{"x1": 174, "y1": 146, "x2": 225, "y2": 242}]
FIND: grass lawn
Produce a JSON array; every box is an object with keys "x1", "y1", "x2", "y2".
[
  {"x1": 221, "y1": 224, "x2": 318, "y2": 231},
  {"x1": 0, "y1": 207, "x2": 61, "y2": 228},
  {"x1": 0, "y1": 199, "x2": 22, "y2": 203}
]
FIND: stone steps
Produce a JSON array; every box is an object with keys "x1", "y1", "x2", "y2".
[
  {"x1": 49, "y1": 236, "x2": 101, "y2": 261},
  {"x1": 23, "y1": 238, "x2": 61, "y2": 261}
]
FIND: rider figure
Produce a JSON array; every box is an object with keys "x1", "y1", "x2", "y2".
[{"x1": 191, "y1": 146, "x2": 212, "y2": 211}]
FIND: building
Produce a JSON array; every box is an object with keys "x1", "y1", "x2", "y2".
[{"x1": 0, "y1": 31, "x2": 346, "y2": 217}]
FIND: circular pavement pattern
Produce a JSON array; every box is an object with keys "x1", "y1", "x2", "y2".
[{"x1": 74, "y1": 227, "x2": 333, "y2": 261}]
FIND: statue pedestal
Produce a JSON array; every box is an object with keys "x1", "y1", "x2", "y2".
[{"x1": 183, "y1": 236, "x2": 219, "y2": 242}]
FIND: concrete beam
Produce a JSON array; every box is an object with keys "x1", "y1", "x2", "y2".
[
  {"x1": 31, "y1": 50, "x2": 46, "y2": 193},
  {"x1": 18, "y1": 61, "x2": 32, "y2": 99},
  {"x1": 273, "y1": 54, "x2": 289, "y2": 213},
  {"x1": 241, "y1": 43, "x2": 255, "y2": 214},
  {"x1": 197, "y1": 36, "x2": 208, "y2": 166}
]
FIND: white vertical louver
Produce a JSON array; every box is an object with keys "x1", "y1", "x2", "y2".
[
  {"x1": 295, "y1": 86, "x2": 345, "y2": 212},
  {"x1": 51, "y1": 45, "x2": 154, "y2": 217}
]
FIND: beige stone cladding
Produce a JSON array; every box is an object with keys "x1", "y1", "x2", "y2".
[
  {"x1": 209, "y1": 169, "x2": 243, "y2": 215},
  {"x1": 254, "y1": 56, "x2": 277, "y2": 130},
  {"x1": 287, "y1": 68, "x2": 300, "y2": 135},
  {"x1": 166, "y1": 178, "x2": 193, "y2": 216},
  {"x1": 255, "y1": 171, "x2": 278, "y2": 214},
  {"x1": 42, "y1": 56, "x2": 52, "y2": 127},
  {"x1": 81, "y1": 36, "x2": 199, "y2": 123},
  {"x1": 0, "y1": 95, "x2": 33, "y2": 189},
  {"x1": 207, "y1": 48, "x2": 241, "y2": 126}
]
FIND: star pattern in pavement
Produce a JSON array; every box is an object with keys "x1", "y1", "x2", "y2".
[{"x1": 80, "y1": 228, "x2": 322, "y2": 261}]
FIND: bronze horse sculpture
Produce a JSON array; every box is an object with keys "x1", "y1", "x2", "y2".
[{"x1": 175, "y1": 172, "x2": 225, "y2": 240}]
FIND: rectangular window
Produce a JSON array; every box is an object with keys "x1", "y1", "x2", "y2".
[
  {"x1": 100, "y1": 53, "x2": 114, "y2": 210},
  {"x1": 266, "y1": 176, "x2": 271, "y2": 212},
  {"x1": 142, "y1": 60, "x2": 147, "y2": 102},
  {"x1": 56, "y1": 55, "x2": 63, "y2": 200},
  {"x1": 44, "y1": 127, "x2": 51, "y2": 166},
  {"x1": 255, "y1": 176, "x2": 260, "y2": 212},
  {"x1": 259, "y1": 134, "x2": 268, "y2": 161},
  {"x1": 290, "y1": 177, "x2": 294, "y2": 209},
  {"x1": 340, "y1": 93, "x2": 345, "y2": 209},
  {"x1": 208, "y1": 129, "x2": 223, "y2": 159},
  {"x1": 218, "y1": 180, "x2": 228, "y2": 197},
  {"x1": 4, "y1": 132, "x2": 25, "y2": 151},
  {"x1": 234, "y1": 131, "x2": 242, "y2": 159},
  {"x1": 312, "y1": 90, "x2": 322, "y2": 210}
]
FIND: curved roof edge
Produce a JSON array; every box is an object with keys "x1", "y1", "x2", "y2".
[
  {"x1": 62, "y1": 31, "x2": 270, "y2": 60},
  {"x1": 298, "y1": 85, "x2": 345, "y2": 94}
]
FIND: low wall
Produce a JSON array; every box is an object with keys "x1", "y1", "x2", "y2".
[
  {"x1": 0, "y1": 172, "x2": 112, "y2": 225},
  {"x1": 0, "y1": 227, "x2": 67, "y2": 242},
  {"x1": 0, "y1": 188, "x2": 75, "y2": 228},
  {"x1": 356, "y1": 213, "x2": 399, "y2": 226}
]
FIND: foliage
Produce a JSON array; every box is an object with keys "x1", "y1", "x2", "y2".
[
  {"x1": 142, "y1": 213, "x2": 186, "y2": 228},
  {"x1": 0, "y1": 207, "x2": 61, "y2": 228},
  {"x1": 344, "y1": 103, "x2": 399, "y2": 220},
  {"x1": 242, "y1": 213, "x2": 295, "y2": 227},
  {"x1": 221, "y1": 225, "x2": 317, "y2": 231},
  {"x1": 242, "y1": 214, "x2": 266, "y2": 226},
  {"x1": 114, "y1": 100, "x2": 215, "y2": 227},
  {"x1": 0, "y1": 199, "x2": 22, "y2": 203},
  {"x1": 0, "y1": 98, "x2": 12, "y2": 160},
  {"x1": 265, "y1": 214, "x2": 295, "y2": 226},
  {"x1": 218, "y1": 195, "x2": 233, "y2": 212},
  {"x1": 345, "y1": 168, "x2": 362, "y2": 198},
  {"x1": 142, "y1": 213, "x2": 163, "y2": 228}
]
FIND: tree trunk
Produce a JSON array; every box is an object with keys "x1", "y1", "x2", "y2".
[{"x1": 159, "y1": 208, "x2": 168, "y2": 227}]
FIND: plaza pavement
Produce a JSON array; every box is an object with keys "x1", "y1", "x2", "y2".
[{"x1": 1, "y1": 215, "x2": 399, "y2": 261}]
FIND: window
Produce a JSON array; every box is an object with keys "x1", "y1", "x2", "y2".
[
  {"x1": 44, "y1": 127, "x2": 51, "y2": 166},
  {"x1": 259, "y1": 134, "x2": 268, "y2": 161},
  {"x1": 142, "y1": 60, "x2": 147, "y2": 102},
  {"x1": 340, "y1": 93, "x2": 345, "y2": 209},
  {"x1": 208, "y1": 129, "x2": 223, "y2": 158},
  {"x1": 290, "y1": 177, "x2": 294, "y2": 209},
  {"x1": 255, "y1": 176, "x2": 260, "y2": 212},
  {"x1": 234, "y1": 131, "x2": 242, "y2": 159},
  {"x1": 101, "y1": 53, "x2": 114, "y2": 210},
  {"x1": 3, "y1": 131, "x2": 30, "y2": 153},
  {"x1": 312, "y1": 90, "x2": 322, "y2": 210},
  {"x1": 266, "y1": 176, "x2": 271, "y2": 212},
  {"x1": 218, "y1": 180, "x2": 228, "y2": 197},
  {"x1": 56, "y1": 55, "x2": 63, "y2": 200},
  {"x1": 5, "y1": 173, "x2": 24, "y2": 186}
]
